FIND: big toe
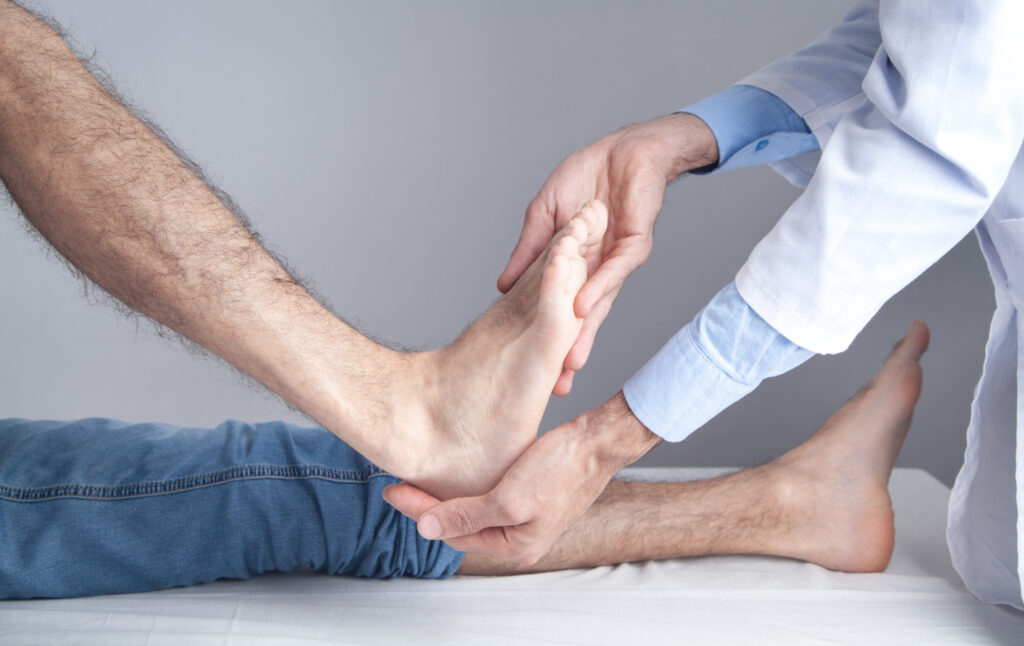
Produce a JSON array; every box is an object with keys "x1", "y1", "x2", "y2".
[
  {"x1": 531, "y1": 217, "x2": 589, "y2": 346},
  {"x1": 867, "y1": 320, "x2": 927, "y2": 408},
  {"x1": 889, "y1": 320, "x2": 930, "y2": 363},
  {"x1": 540, "y1": 231, "x2": 586, "y2": 306}
]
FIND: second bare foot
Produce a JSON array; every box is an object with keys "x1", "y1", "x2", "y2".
[{"x1": 759, "y1": 320, "x2": 930, "y2": 572}]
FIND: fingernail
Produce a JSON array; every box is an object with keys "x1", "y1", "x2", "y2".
[{"x1": 419, "y1": 514, "x2": 442, "y2": 539}]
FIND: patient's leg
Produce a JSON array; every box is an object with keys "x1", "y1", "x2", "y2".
[
  {"x1": 459, "y1": 321, "x2": 929, "y2": 575},
  {"x1": 0, "y1": 1, "x2": 603, "y2": 501},
  {"x1": 0, "y1": 322, "x2": 921, "y2": 600},
  {"x1": 0, "y1": 417, "x2": 463, "y2": 600}
]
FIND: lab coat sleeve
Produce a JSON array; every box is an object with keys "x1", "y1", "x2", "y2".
[
  {"x1": 619, "y1": 2, "x2": 881, "y2": 441},
  {"x1": 737, "y1": 0, "x2": 1024, "y2": 354},
  {"x1": 740, "y1": 0, "x2": 880, "y2": 187}
]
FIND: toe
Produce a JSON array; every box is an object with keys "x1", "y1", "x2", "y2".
[
  {"x1": 889, "y1": 320, "x2": 930, "y2": 362},
  {"x1": 536, "y1": 235, "x2": 587, "y2": 330},
  {"x1": 552, "y1": 232, "x2": 581, "y2": 260},
  {"x1": 545, "y1": 200, "x2": 608, "y2": 258},
  {"x1": 535, "y1": 254, "x2": 576, "y2": 332},
  {"x1": 907, "y1": 320, "x2": 930, "y2": 358},
  {"x1": 576, "y1": 199, "x2": 608, "y2": 247}
]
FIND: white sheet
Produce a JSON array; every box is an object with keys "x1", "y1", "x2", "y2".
[{"x1": 2, "y1": 468, "x2": 1022, "y2": 645}]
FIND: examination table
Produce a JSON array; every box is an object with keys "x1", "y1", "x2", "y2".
[{"x1": 2, "y1": 467, "x2": 1022, "y2": 645}]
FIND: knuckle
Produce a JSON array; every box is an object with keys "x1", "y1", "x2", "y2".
[
  {"x1": 524, "y1": 201, "x2": 542, "y2": 223},
  {"x1": 443, "y1": 505, "x2": 476, "y2": 536},
  {"x1": 493, "y1": 497, "x2": 525, "y2": 524},
  {"x1": 525, "y1": 195, "x2": 555, "y2": 225},
  {"x1": 634, "y1": 240, "x2": 653, "y2": 264},
  {"x1": 510, "y1": 505, "x2": 533, "y2": 526},
  {"x1": 566, "y1": 147, "x2": 592, "y2": 167}
]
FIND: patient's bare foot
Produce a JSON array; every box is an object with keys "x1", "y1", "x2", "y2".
[
  {"x1": 389, "y1": 201, "x2": 607, "y2": 499},
  {"x1": 760, "y1": 320, "x2": 930, "y2": 572}
]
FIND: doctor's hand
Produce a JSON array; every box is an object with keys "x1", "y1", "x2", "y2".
[
  {"x1": 382, "y1": 392, "x2": 661, "y2": 565},
  {"x1": 500, "y1": 113, "x2": 718, "y2": 395}
]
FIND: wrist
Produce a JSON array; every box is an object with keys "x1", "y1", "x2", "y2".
[
  {"x1": 647, "y1": 113, "x2": 719, "y2": 181},
  {"x1": 583, "y1": 391, "x2": 661, "y2": 475}
]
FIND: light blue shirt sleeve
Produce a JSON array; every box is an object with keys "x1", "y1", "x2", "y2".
[
  {"x1": 623, "y1": 283, "x2": 814, "y2": 442},
  {"x1": 621, "y1": 86, "x2": 820, "y2": 442},
  {"x1": 683, "y1": 84, "x2": 820, "y2": 174}
]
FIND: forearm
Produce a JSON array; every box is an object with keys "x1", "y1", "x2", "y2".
[{"x1": 0, "y1": 3, "x2": 390, "y2": 447}]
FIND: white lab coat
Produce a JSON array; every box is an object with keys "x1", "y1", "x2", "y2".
[{"x1": 734, "y1": 1, "x2": 1024, "y2": 608}]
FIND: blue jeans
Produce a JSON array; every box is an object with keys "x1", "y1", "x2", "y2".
[{"x1": 0, "y1": 418, "x2": 464, "y2": 599}]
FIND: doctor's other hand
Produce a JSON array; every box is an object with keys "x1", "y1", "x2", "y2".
[
  {"x1": 382, "y1": 392, "x2": 661, "y2": 565},
  {"x1": 500, "y1": 113, "x2": 719, "y2": 395}
]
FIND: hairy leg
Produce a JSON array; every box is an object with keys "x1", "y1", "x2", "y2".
[
  {"x1": 0, "y1": 2, "x2": 602, "y2": 500},
  {"x1": 0, "y1": 1, "x2": 392, "y2": 457},
  {"x1": 460, "y1": 321, "x2": 929, "y2": 575}
]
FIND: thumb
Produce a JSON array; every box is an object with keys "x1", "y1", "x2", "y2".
[
  {"x1": 575, "y1": 239, "x2": 649, "y2": 316},
  {"x1": 416, "y1": 492, "x2": 523, "y2": 540},
  {"x1": 382, "y1": 482, "x2": 442, "y2": 520}
]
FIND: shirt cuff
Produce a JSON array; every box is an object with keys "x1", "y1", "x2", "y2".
[
  {"x1": 623, "y1": 323, "x2": 754, "y2": 443},
  {"x1": 623, "y1": 283, "x2": 814, "y2": 442},
  {"x1": 681, "y1": 84, "x2": 820, "y2": 175}
]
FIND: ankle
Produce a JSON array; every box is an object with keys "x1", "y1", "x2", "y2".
[
  {"x1": 372, "y1": 348, "x2": 443, "y2": 475},
  {"x1": 759, "y1": 457, "x2": 895, "y2": 573},
  {"x1": 761, "y1": 462, "x2": 807, "y2": 520},
  {"x1": 307, "y1": 344, "x2": 435, "y2": 479}
]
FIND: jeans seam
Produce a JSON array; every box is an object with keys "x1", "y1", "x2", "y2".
[{"x1": 0, "y1": 463, "x2": 392, "y2": 502}]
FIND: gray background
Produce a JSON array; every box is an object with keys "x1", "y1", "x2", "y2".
[{"x1": 0, "y1": 1, "x2": 994, "y2": 486}]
